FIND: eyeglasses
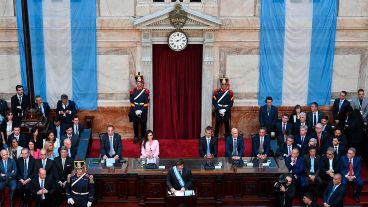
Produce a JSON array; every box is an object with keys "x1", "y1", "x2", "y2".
[{"x1": 40, "y1": 154, "x2": 46, "y2": 156}]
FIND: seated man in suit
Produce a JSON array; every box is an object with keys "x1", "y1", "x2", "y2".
[
  {"x1": 307, "y1": 102, "x2": 325, "y2": 129},
  {"x1": 72, "y1": 116, "x2": 84, "y2": 137},
  {"x1": 11, "y1": 85, "x2": 29, "y2": 125},
  {"x1": 320, "y1": 147, "x2": 340, "y2": 181},
  {"x1": 311, "y1": 123, "x2": 329, "y2": 155},
  {"x1": 332, "y1": 91, "x2": 350, "y2": 124},
  {"x1": 340, "y1": 147, "x2": 363, "y2": 202},
  {"x1": 7, "y1": 126, "x2": 27, "y2": 148},
  {"x1": 295, "y1": 125, "x2": 311, "y2": 155},
  {"x1": 56, "y1": 94, "x2": 77, "y2": 125},
  {"x1": 199, "y1": 126, "x2": 218, "y2": 158},
  {"x1": 332, "y1": 128, "x2": 347, "y2": 150},
  {"x1": 50, "y1": 118, "x2": 65, "y2": 140},
  {"x1": 259, "y1": 96, "x2": 278, "y2": 134},
  {"x1": 321, "y1": 116, "x2": 333, "y2": 138},
  {"x1": 323, "y1": 173, "x2": 345, "y2": 207},
  {"x1": 35, "y1": 95, "x2": 50, "y2": 119},
  {"x1": 293, "y1": 112, "x2": 311, "y2": 136},
  {"x1": 275, "y1": 114, "x2": 293, "y2": 146},
  {"x1": 225, "y1": 128, "x2": 244, "y2": 159},
  {"x1": 304, "y1": 147, "x2": 322, "y2": 194},
  {"x1": 60, "y1": 126, "x2": 79, "y2": 150},
  {"x1": 276, "y1": 135, "x2": 298, "y2": 158},
  {"x1": 100, "y1": 125, "x2": 122, "y2": 161},
  {"x1": 54, "y1": 146, "x2": 74, "y2": 206},
  {"x1": 351, "y1": 89, "x2": 368, "y2": 124},
  {"x1": 251, "y1": 127, "x2": 271, "y2": 159},
  {"x1": 61, "y1": 138, "x2": 77, "y2": 159},
  {"x1": 0, "y1": 149, "x2": 17, "y2": 207},
  {"x1": 285, "y1": 148, "x2": 308, "y2": 195},
  {"x1": 328, "y1": 137, "x2": 345, "y2": 158},
  {"x1": 17, "y1": 148, "x2": 35, "y2": 207},
  {"x1": 30, "y1": 168, "x2": 56, "y2": 207},
  {"x1": 34, "y1": 149, "x2": 55, "y2": 178},
  {"x1": 166, "y1": 159, "x2": 192, "y2": 193}
]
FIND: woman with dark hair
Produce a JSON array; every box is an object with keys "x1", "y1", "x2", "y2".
[
  {"x1": 29, "y1": 128, "x2": 44, "y2": 150},
  {"x1": 0, "y1": 111, "x2": 15, "y2": 149},
  {"x1": 289, "y1": 105, "x2": 302, "y2": 127},
  {"x1": 45, "y1": 131, "x2": 60, "y2": 157},
  {"x1": 8, "y1": 137, "x2": 23, "y2": 159},
  {"x1": 140, "y1": 130, "x2": 159, "y2": 158},
  {"x1": 29, "y1": 140, "x2": 40, "y2": 159}
]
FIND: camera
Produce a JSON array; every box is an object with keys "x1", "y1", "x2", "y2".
[{"x1": 274, "y1": 174, "x2": 288, "y2": 192}]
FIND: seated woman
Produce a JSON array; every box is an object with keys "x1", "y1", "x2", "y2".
[
  {"x1": 29, "y1": 128, "x2": 44, "y2": 150},
  {"x1": 8, "y1": 137, "x2": 22, "y2": 159},
  {"x1": 44, "y1": 140, "x2": 58, "y2": 160},
  {"x1": 140, "y1": 130, "x2": 159, "y2": 159},
  {"x1": 29, "y1": 140, "x2": 40, "y2": 159},
  {"x1": 45, "y1": 131, "x2": 60, "y2": 153},
  {"x1": 0, "y1": 112, "x2": 15, "y2": 149}
]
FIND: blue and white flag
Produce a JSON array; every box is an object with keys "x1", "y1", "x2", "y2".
[
  {"x1": 259, "y1": 0, "x2": 338, "y2": 106},
  {"x1": 16, "y1": 0, "x2": 97, "y2": 110}
]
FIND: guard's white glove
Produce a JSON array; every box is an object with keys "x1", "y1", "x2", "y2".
[
  {"x1": 219, "y1": 109, "x2": 226, "y2": 114},
  {"x1": 87, "y1": 201, "x2": 92, "y2": 207},
  {"x1": 135, "y1": 110, "x2": 142, "y2": 116},
  {"x1": 67, "y1": 198, "x2": 75, "y2": 205}
]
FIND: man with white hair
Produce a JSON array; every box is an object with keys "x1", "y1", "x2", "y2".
[
  {"x1": 62, "y1": 138, "x2": 77, "y2": 159},
  {"x1": 0, "y1": 149, "x2": 17, "y2": 207},
  {"x1": 311, "y1": 123, "x2": 328, "y2": 155},
  {"x1": 293, "y1": 112, "x2": 311, "y2": 136}
]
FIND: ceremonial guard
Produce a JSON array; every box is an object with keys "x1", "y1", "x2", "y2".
[
  {"x1": 66, "y1": 161, "x2": 95, "y2": 207},
  {"x1": 129, "y1": 72, "x2": 150, "y2": 143},
  {"x1": 212, "y1": 76, "x2": 234, "y2": 138}
]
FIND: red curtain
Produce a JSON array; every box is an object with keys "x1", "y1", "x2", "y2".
[{"x1": 153, "y1": 44, "x2": 202, "y2": 139}]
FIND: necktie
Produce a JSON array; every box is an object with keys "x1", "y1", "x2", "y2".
[
  {"x1": 259, "y1": 137, "x2": 264, "y2": 154},
  {"x1": 62, "y1": 158, "x2": 65, "y2": 170},
  {"x1": 68, "y1": 149, "x2": 71, "y2": 157},
  {"x1": 42, "y1": 160, "x2": 46, "y2": 168},
  {"x1": 327, "y1": 185, "x2": 337, "y2": 203},
  {"x1": 233, "y1": 139, "x2": 238, "y2": 155},
  {"x1": 4, "y1": 160, "x2": 7, "y2": 173},
  {"x1": 109, "y1": 136, "x2": 114, "y2": 157},
  {"x1": 301, "y1": 136, "x2": 304, "y2": 144},
  {"x1": 349, "y1": 159, "x2": 353, "y2": 176},
  {"x1": 334, "y1": 146, "x2": 338, "y2": 153},
  {"x1": 339, "y1": 100, "x2": 343, "y2": 111},
  {"x1": 313, "y1": 112, "x2": 317, "y2": 126},
  {"x1": 310, "y1": 157, "x2": 314, "y2": 173},
  {"x1": 41, "y1": 179, "x2": 45, "y2": 199},
  {"x1": 282, "y1": 124, "x2": 286, "y2": 134},
  {"x1": 19, "y1": 96, "x2": 22, "y2": 105},
  {"x1": 24, "y1": 159, "x2": 28, "y2": 179},
  {"x1": 206, "y1": 139, "x2": 211, "y2": 155},
  {"x1": 76, "y1": 125, "x2": 79, "y2": 134},
  {"x1": 317, "y1": 134, "x2": 321, "y2": 146},
  {"x1": 288, "y1": 146, "x2": 291, "y2": 156}
]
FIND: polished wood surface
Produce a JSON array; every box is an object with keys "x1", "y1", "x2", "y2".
[{"x1": 86, "y1": 157, "x2": 288, "y2": 207}]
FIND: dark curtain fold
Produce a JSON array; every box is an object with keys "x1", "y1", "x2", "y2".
[{"x1": 153, "y1": 44, "x2": 202, "y2": 139}]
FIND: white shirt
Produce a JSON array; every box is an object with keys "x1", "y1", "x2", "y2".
[{"x1": 328, "y1": 159, "x2": 333, "y2": 171}]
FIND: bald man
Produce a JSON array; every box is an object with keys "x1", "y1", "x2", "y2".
[
  {"x1": 225, "y1": 128, "x2": 244, "y2": 158},
  {"x1": 30, "y1": 168, "x2": 56, "y2": 207},
  {"x1": 0, "y1": 149, "x2": 17, "y2": 206}
]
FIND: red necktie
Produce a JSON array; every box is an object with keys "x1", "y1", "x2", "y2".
[
  {"x1": 317, "y1": 134, "x2": 321, "y2": 146},
  {"x1": 349, "y1": 159, "x2": 353, "y2": 176}
]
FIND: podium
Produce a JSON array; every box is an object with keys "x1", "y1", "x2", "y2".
[{"x1": 165, "y1": 190, "x2": 196, "y2": 207}]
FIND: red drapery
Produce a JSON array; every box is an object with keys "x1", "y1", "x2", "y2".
[{"x1": 153, "y1": 44, "x2": 202, "y2": 139}]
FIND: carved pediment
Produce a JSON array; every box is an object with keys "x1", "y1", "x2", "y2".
[{"x1": 134, "y1": 3, "x2": 221, "y2": 30}]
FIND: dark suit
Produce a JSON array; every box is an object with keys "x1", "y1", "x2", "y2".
[
  {"x1": 275, "y1": 143, "x2": 298, "y2": 158},
  {"x1": 50, "y1": 124, "x2": 65, "y2": 140},
  {"x1": 293, "y1": 122, "x2": 312, "y2": 136},
  {"x1": 285, "y1": 156, "x2": 308, "y2": 193},
  {"x1": 30, "y1": 175, "x2": 56, "y2": 207},
  {"x1": 322, "y1": 124, "x2": 333, "y2": 138},
  {"x1": 294, "y1": 134, "x2": 311, "y2": 155},
  {"x1": 17, "y1": 156, "x2": 36, "y2": 205},
  {"x1": 54, "y1": 156, "x2": 73, "y2": 205},
  {"x1": 60, "y1": 134, "x2": 79, "y2": 149},
  {"x1": 332, "y1": 98, "x2": 350, "y2": 120},
  {"x1": 34, "y1": 158, "x2": 55, "y2": 178},
  {"x1": 340, "y1": 156, "x2": 363, "y2": 198},
  {"x1": 72, "y1": 123, "x2": 84, "y2": 136},
  {"x1": 275, "y1": 182, "x2": 295, "y2": 207},
  {"x1": 251, "y1": 134, "x2": 271, "y2": 157},
  {"x1": 199, "y1": 136, "x2": 218, "y2": 157},
  {"x1": 36, "y1": 102, "x2": 50, "y2": 118},
  {"x1": 304, "y1": 155, "x2": 322, "y2": 193},
  {"x1": 166, "y1": 167, "x2": 192, "y2": 190},
  {"x1": 56, "y1": 100, "x2": 77, "y2": 125},
  {"x1": 306, "y1": 111, "x2": 325, "y2": 128},
  {"x1": 319, "y1": 155, "x2": 340, "y2": 180},
  {"x1": 100, "y1": 133, "x2": 123, "y2": 158},
  {"x1": 225, "y1": 136, "x2": 244, "y2": 157},
  {"x1": 0, "y1": 99, "x2": 8, "y2": 117},
  {"x1": 327, "y1": 144, "x2": 345, "y2": 158},
  {"x1": 275, "y1": 121, "x2": 293, "y2": 146},
  {"x1": 7, "y1": 133, "x2": 28, "y2": 148},
  {"x1": 60, "y1": 147, "x2": 77, "y2": 159},
  {"x1": 0, "y1": 158, "x2": 17, "y2": 204},
  {"x1": 323, "y1": 182, "x2": 345, "y2": 207},
  {"x1": 11, "y1": 94, "x2": 29, "y2": 125},
  {"x1": 259, "y1": 105, "x2": 278, "y2": 133},
  {"x1": 310, "y1": 131, "x2": 329, "y2": 155}
]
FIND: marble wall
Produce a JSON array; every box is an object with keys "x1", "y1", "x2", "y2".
[{"x1": 0, "y1": 0, "x2": 367, "y2": 135}]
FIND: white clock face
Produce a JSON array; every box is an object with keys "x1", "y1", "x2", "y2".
[{"x1": 168, "y1": 31, "x2": 188, "y2": 51}]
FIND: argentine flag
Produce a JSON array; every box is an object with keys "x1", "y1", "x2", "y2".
[
  {"x1": 258, "y1": 0, "x2": 338, "y2": 106},
  {"x1": 16, "y1": 0, "x2": 97, "y2": 110}
]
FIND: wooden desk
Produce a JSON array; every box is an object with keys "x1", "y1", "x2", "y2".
[{"x1": 86, "y1": 157, "x2": 288, "y2": 207}]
